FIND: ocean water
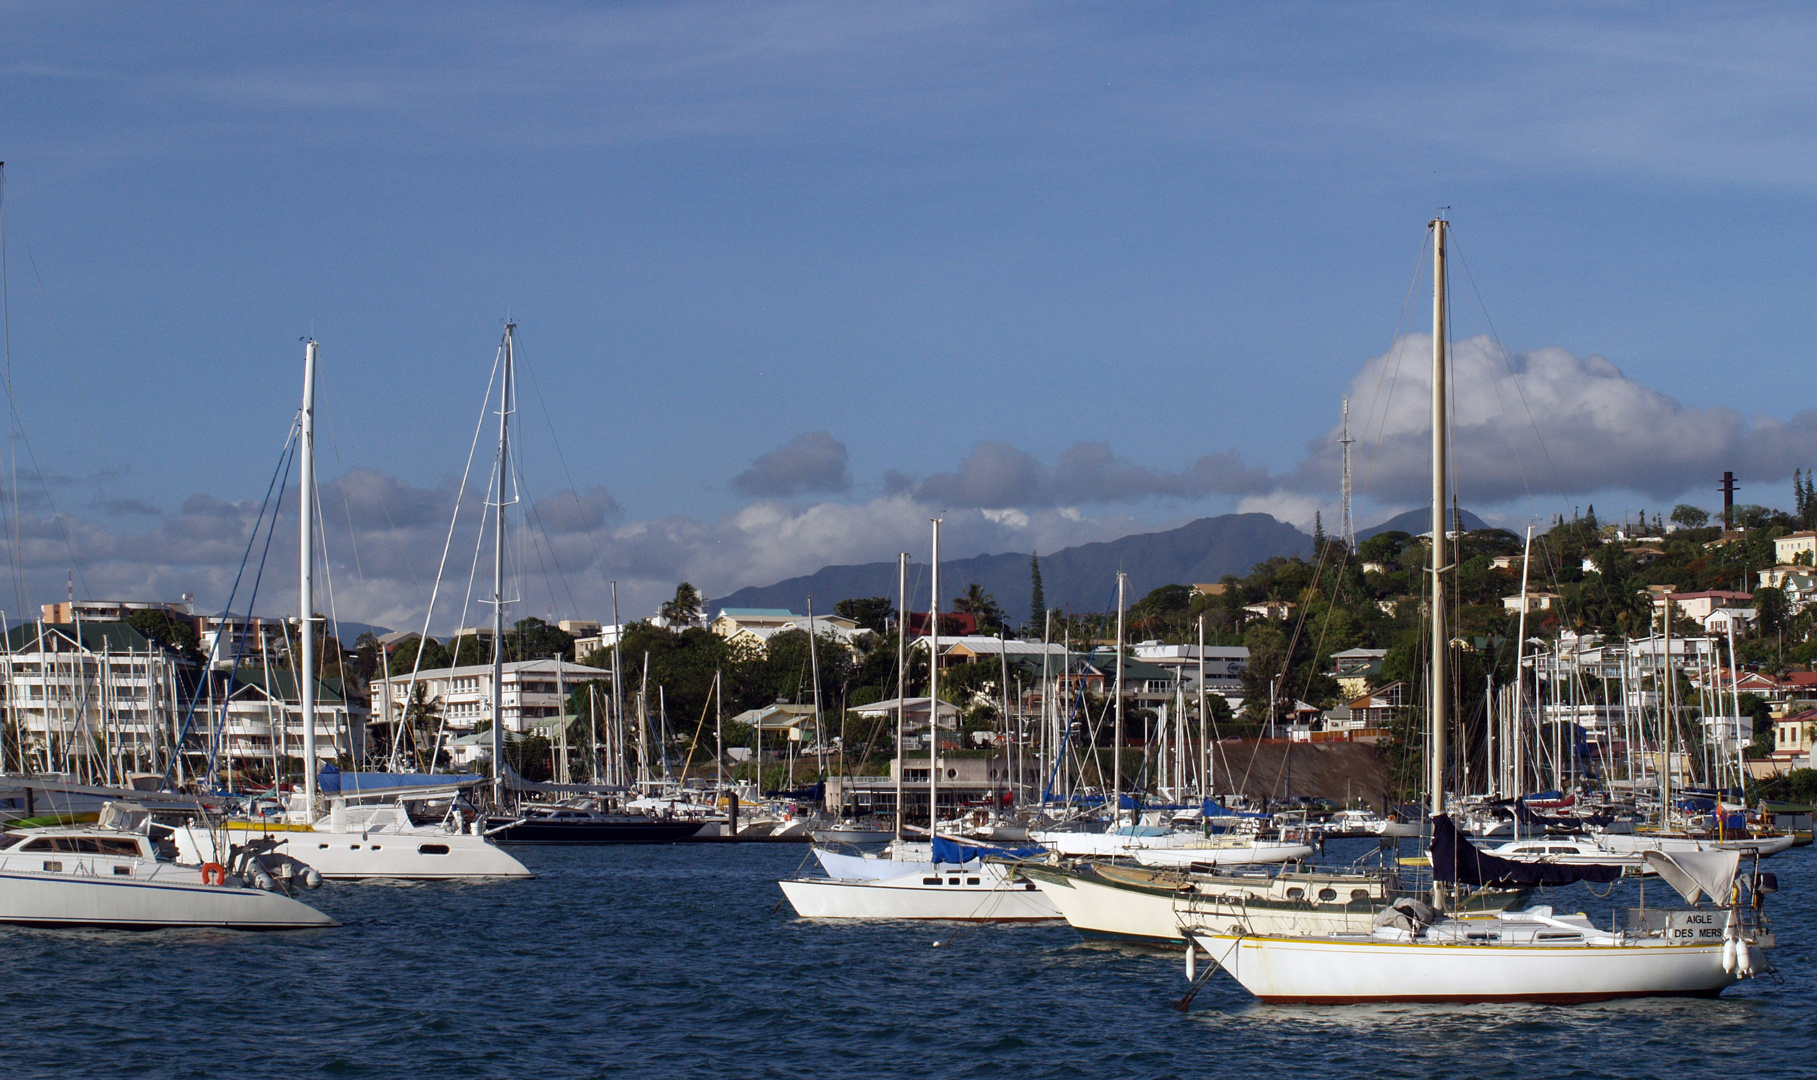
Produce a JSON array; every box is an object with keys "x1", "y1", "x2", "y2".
[{"x1": 4, "y1": 839, "x2": 1810, "y2": 1080}]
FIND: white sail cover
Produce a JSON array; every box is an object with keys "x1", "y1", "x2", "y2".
[{"x1": 1643, "y1": 849, "x2": 1741, "y2": 905}]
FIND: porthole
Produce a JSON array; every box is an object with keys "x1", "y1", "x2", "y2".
[
  {"x1": 419, "y1": 844, "x2": 450, "y2": 855},
  {"x1": 1350, "y1": 889, "x2": 1369, "y2": 902},
  {"x1": 1318, "y1": 887, "x2": 1337, "y2": 901},
  {"x1": 1286, "y1": 887, "x2": 1305, "y2": 900}
]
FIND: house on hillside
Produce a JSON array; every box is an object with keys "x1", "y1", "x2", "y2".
[
  {"x1": 1329, "y1": 648, "x2": 1387, "y2": 698},
  {"x1": 1775, "y1": 532, "x2": 1817, "y2": 566},
  {"x1": 1241, "y1": 599, "x2": 1297, "y2": 621},
  {"x1": 1501, "y1": 592, "x2": 1561, "y2": 613},
  {"x1": 1653, "y1": 590, "x2": 1753, "y2": 630}
]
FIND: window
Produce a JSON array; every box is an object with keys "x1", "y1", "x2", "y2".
[
  {"x1": 922, "y1": 877, "x2": 941, "y2": 885},
  {"x1": 419, "y1": 844, "x2": 450, "y2": 855},
  {"x1": 1317, "y1": 888, "x2": 1337, "y2": 901},
  {"x1": 113, "y1": 865, "x2": 132, "y2": 876},
  {"x1": 1286, "y1": 887, "x2": 1305, "y2": 900},
  {"x1": 42, "y1": 861, "x2": 62, "y2": 872}
]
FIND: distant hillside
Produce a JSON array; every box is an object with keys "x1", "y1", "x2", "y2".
[
  {"x1": 711, "y1": 513, "x2": 1312, "y2": 627},
  {"x1": 1356, "y1": 506, "x2": 1486, "y2": 541}
]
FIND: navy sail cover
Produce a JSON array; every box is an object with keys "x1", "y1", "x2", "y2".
[{"x1": 1429, "y1": 815, "x2": 1623, "y2": 887}]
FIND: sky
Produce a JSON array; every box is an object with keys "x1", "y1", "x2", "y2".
[{"x1": 3, "y1": 1, "x2": 1817, "y2": 630}]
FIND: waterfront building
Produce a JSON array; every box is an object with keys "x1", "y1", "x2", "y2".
[{"x1": 369, "y1": 658, "x2": 609, "y2": 738}]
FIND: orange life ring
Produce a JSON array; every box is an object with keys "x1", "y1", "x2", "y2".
[{"x1": 200, "y1": 862, "x2": 227, "y2": 886}]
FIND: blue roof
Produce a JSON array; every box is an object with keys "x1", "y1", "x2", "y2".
[{"x1": 719, "y1": 608, "x2": 797, "y2": 617}]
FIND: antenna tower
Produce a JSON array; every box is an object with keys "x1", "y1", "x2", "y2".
[{"x1": 1338, "y1": 398, "x2": 1355, "y2": 549}]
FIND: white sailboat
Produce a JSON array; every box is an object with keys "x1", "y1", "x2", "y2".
[
  {"x1": 780, "y1": 521, "x2": 1059, "y2": 921},
  {"x1": 178, "y1": 337, "x2": 529, "y2": 881},
  {"x1": 1186, "y1": 218, "x2": 1776, "y2": 1004}
]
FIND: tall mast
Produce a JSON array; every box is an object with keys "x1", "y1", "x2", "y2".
[
  {"x1": 610, "y1": 580, "x2": 622, "y2": 786},
  {"x1": 894, "y1": 552, "x2": 908, "y2": 840},
  {"x1": 1113, "y1": 571, "x2": 1126, "y2": 822},
  {"x1": 807, "y1": 595, "x2": 823, "y2": 779},
  {"x1": 300, "y1": 337, "x2": 319, "y2": 811},
  {"x1": 1429, "y1": 218, "x2": 1449, "y2": 822},
  {"x1": 1339, "y1": 397, "x2": 1355, "y2": 550},
  {"x1": 490, "y1": 323, "x2": 514, "y2": 807},
  {"x1": 928, "y1": 519, "x2": 941, "y2": 837},
  {"x1": 1197, "y1": 614, "x2": 1208, "y2": 798},
  {"x1": 1513, "y1": 523, "x2": 1533, "y2": 796}
]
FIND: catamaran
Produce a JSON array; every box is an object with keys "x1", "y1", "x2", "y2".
[{"x1": 177, "y1": 337, "x2": 529, "y2": 881}]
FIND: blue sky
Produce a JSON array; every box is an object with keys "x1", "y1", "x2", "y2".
[{"x1": 3, "y1": 2, "x2": 1816, "y2": 626}]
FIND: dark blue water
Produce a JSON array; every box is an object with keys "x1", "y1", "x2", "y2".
[{"x1": 4, "y1": 840, "x2": 1810, "y2": 1079}]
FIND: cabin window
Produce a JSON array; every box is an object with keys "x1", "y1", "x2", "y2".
[
  {"x1": 922, "y1": 877, "x2": 941, "y2": 885},
  {"x1": 948, "y1": 877, "x2": 961, "y2": 885},
  {"x1": 19, "y1": 839, "x2": 52, "y2": 852},
  {"x1": 1350, "y1": 889, "x2": 1369, "y2": 902},
  {"x1": 1317, "y1": 888, "x2": 1337, "y2": 901},
  {"x1": 1286, "y1": 887, "x2": 1305, "y2": 900},
  {"x1": 42, "y1": 861, "x2": 62, "y2": 872},
  {"x1": 418, "y1": 844, "x2": 450, "y2": 855},
  {"x1": 966, "y1": 877, "x2": 981, "y2": 885},
  {"x1": 350, "y1": 844, "x2": 361, "y2": 849},
  {"x1": 113, "y1": 865, "x2": 132, "y2": 876}
]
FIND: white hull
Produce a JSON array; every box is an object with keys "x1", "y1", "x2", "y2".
[
  {"x1": 0, "y1": 863, "x2": 334, "y2": 930},
  {"x1": 780, "y1": 863, "x2": 1059, "y2": 921},
  {"x1": 175, "y1": 822, "x2": 530, "y2": 881},
  {"x1": 1031, "y1": 830, "x2": 1204, "y2": 857},
  {"x1": 1597, "y1": 832, "x2": 1796, "y2": 858},
  {"x1": 1191, "y1": 931, "x2": 1742, "y2": 1003},
  {"x1": 1028, "y1": 866, "x2": 1393, "y2": 944},
  {"x1": 811, "y1": 828, "x2": 896, "y2": 844},
  {"x1": 1132, "y1": 840, "x2": 1314, "y2": 868}
]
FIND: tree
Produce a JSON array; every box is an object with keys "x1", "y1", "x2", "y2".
[
  {"x1": 1756, "y1": 587, "x2": 1788, "y2": 635},
  {"x1": 504, "y1": 617, "x2": 576, "y2": 663},
  {"x1": 660, "y1": 583, "x2": 704, "y2": 627},
  {"x1": 952, "y1": 583, "x2": 1005, "y2": 634},
  {"x1": 1029, "y1": 553, "x2": 1046, "y2": 635},
  {"x1": 834, "y1": 597, "x2": 894, "y2": 635},
  {"x1": 1670, "y1": 504, "x2": 1710, "y2": 529},
  {"x1": 127, "y1": 609, "x2": 200, "y2": 657},
  {"x1": 387, "y1": 635, "x2": 450, "y2": 677}
]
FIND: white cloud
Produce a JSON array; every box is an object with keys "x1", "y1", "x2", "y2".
[{"x1": 1287, "y1": 334, "x2": 1817, "y2": 507}]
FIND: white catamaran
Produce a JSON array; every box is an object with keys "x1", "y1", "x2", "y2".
[{"x1": 177, "y1": 337, "x2": 529, "y2": 881}]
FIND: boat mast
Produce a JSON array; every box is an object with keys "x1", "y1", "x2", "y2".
[
  {"x1": 1197, "y1": 615, "x2": 1208, "y2": 798},
  {"x1": 300, "y1": 337, "x2": 319, "y2": 811},
  {"x1": 610, "y1": 580, "x2": 622, "y2": 786},
  {"x1": 1429, "y1": 217, "x2": 1449, "y2": 825},
  {"x1": 1113, "y1": 571, "x2": 1126, "y2": 823},
  {"x1": 894, "y1": 552, "x2": 908, "y2": 841},
  {"x1": 807, "y1": 595, "x2": 823, "y2": 779},
  {"x1": 1513, "y1": 522, "x2": 1532, "y2": 797},
  {"x1": 929, "y1": 519, "x2": 941, "y2": 836},
  {"x1": 491, "y1": 323, "x2": 514, "y2": 807}
]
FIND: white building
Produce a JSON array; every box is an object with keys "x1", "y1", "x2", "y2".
[
  {"x1": 1774, "y1": 531, "x2": 1817, "y2": 566},
  {"x1": 1, "y1": 621, "x2": 186, "y2": 780},
  {"x1": 370, "y1": 658, "x2": 610, "y2": 737}
]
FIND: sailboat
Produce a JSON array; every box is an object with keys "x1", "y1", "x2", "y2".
[
  {"x1": 779, "y1": 520, "x2": 1060, "y2": 921},
  {"x1": 175, "y1": 337, "x2": 530, "y2": 881},
  {"x1": 1185, "y1": 219, "x2": 1776, "y2": 1003}
]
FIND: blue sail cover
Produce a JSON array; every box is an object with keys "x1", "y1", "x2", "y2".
[
  {"x1": 931, "y1": 836, "x2": 1045, "y2": 865},
  {"x1": 317, "y1": 763, "x2": 481, "y2": 795},
  {"x1": 1429, "y1": 814, "x2": 1623, "y2": 888}
]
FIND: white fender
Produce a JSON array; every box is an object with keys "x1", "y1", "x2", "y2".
[
  {"x1": 1721, "y1": 937, "x2": 1738, "y2": 973},
  {"x1": 1185, "y1": 945, "x2": 1197, "y2": 983}
]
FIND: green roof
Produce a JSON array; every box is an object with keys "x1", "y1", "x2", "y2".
[{"x1": 3, "y1": 620, "x2": 158, "y2": 653}]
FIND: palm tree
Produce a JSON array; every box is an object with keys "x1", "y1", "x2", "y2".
[
  {"x1": 952, "y1": 583, "x2": 1004, "y2": 634},
  {"x1": 660, "y1": 582, "x2": 705, "y2": 627}
]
